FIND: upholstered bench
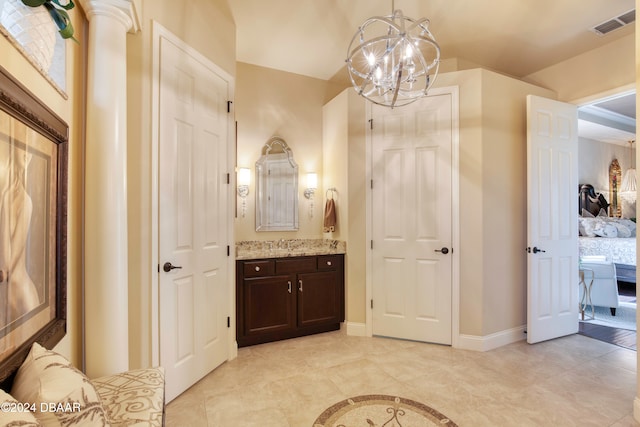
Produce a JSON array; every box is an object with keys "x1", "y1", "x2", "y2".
[{"x1": 0, "y1": 342, "x2": 165, "y2": 426}]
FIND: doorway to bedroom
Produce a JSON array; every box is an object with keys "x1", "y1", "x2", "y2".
[{"x1": 577, "y1": 89, "x2": 636, "y2": 348}]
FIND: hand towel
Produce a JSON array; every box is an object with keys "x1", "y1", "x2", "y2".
[{"x1": 323, "y1": 198, "x2": 336, "y2": 232}]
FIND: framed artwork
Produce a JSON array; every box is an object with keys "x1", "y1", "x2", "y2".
[{"x1": 0, "y1": 64, "x2": 67, "y2": 385}]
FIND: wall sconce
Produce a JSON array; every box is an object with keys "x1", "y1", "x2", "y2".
[
  {"x1": 237, "y1": 167, "x2": 250, "y2": 218},
  {"x1": 304, "y1": 172, "x2": 317, "y2": 218}
]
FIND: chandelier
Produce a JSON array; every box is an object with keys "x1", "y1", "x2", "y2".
[{"x1": 346, "y1": 2, "x2": 440, "y2": 108}]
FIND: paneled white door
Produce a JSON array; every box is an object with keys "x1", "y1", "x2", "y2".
[
  {"x1": 371, "y1": 92, "x2": 453, "y2": 344},
  {"x1": 526, "y1": 95, "x2": 579, "y2": 344},
  {"x1": 158, "y1": 35, "x2": 231, "y2": 402}
]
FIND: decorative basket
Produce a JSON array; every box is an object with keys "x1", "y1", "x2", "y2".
[{"x1": 0, "y1": 0, "x2": 57, "y2": 71}]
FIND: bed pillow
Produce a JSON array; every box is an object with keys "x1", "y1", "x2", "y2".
[
  {"x1": 581, "y1": 208, "x2": 595, "y2": 218},
  {"x1": 593, "y1": 222, "x2": 618, "y2": 238},
  {"x1": 616, "y1": 218, "x2": 637, "y2": 237},
  {"x1": 10, "y1": 342, "x2": 110, "y2": 426},
  {"x1": 0, "y1": 389, "x2": 41, "y2": 426},
  {"x1": 611, "y1": 221, "x2": 632, "y2": 238},
  {"x1": 579, "y1": 217, "x2": 609, "y2": 237}
]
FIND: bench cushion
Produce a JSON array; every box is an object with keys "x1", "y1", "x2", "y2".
[
  {"x1": 0, "y1": 388, "x2": 41, "y2": 426},
  {"x1": 93, "y1": 367, "x2": 165, "y2": 427},
  {"x1": 10, "y1": 342, "x2": 110, "y2": 426}
]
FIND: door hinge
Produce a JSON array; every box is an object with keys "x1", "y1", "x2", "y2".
[
  {"x1": 226, "y1": 173, "x2": 230, "y2": 184},
  {"x1": 369, "y1": 118, "x2": 373, "y2": 130},
  {"x1": 370, "y1": 179, "x2": 373, "y2": 189},
  {"x1": 227, "y1": 245, "x2": 230, "y2": 256},
  {"x1": 371, "y1": 299, "x2": 373, "y2": 309},
  {"x1": 370, "y1": 240, "x2": 373, "y2": 250},
  {"x1": 227, "y1": 316, "x2": 230, "y2": 328},
  {"x1": 227, "y1": 101, "x2": 233, "y2": 113},
  {"x1": 157, "y1": 264, "x2": 159, "y2": 273}
]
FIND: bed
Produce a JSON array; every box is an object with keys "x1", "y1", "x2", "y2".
[{"x1": 578, "y1": 184, "x2": 636, "y2": 283}]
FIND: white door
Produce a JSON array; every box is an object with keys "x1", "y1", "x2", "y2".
[
  {"x1": 371, "y1": 92, "x2": 453, "y2": 344},
  {"x1": 158, "y1": 36, "x2": 231, "y2": 401},
  {"x1": 526, "y1": 95, "x2": 579, "y2": 344}
]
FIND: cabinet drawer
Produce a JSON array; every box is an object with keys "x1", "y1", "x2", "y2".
[
  {"x1": 276, "y1": 257, "x2": 316, "y2": 274},
  {"x1": 317, "y1": 255, "x2": 341, "y2": 270},
  {"x1": 243, "y1": 260, "x2": 275, "y2": 277}
]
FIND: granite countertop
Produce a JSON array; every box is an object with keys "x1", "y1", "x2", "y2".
[{"x1": 236, "y1": 239, "x2": 346, "y2": 260}]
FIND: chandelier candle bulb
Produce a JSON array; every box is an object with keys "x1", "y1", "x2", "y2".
[{"x1": 346, "y1": 4, "x2": 440, "y2": 108}]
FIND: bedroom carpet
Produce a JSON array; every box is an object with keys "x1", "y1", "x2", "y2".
[
  {"x1": 579, "y1": 300, "x2": 636, "y2": 350},
  {"x1": 582, "y1": 301, "x2": 637, "y2": 331}
]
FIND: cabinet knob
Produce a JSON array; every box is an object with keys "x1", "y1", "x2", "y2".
[
  {"x1": 327, "y1": 261, "x2": 332, "y2": 266},
  {"x1": 255, "y1": 266, "x2": 260, "y2": 272}
]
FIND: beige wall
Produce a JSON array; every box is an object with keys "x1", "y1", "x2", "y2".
[
  {"x1": 524, "y1": 33, "x2": 635, "y2": 102},
  {"x1": 234, "y1": 62, "x2": 343, "y2": 242},
  {"x1": 0, "y1": 7, "x2": 85, "y2": 366},
  {"x1": 322, "y1": 89, "x2": 367, "y2": 324},
  {"x1": 322, "y1": 69, "x2": 556, "y2": 336},
  {"x1": 126, "y1": 0, "x2": 236, "y2": 369},
  {"x1": 479, "y1": 71, "x2": 556, "y2": 335},
  {"x1": 579, "y1": 138, "x2": 635, "y2": 199},
  {"x1": 432, "y1": 69, "x2": 556, "y2": 336}
]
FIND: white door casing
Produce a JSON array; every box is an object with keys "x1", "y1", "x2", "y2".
[
  {"x1": 526, "y1": 95, "x2": 579, "y2": 344},
  {"x1": 370, "y1": 91, "x2": 454, "y2": 345},
  {"x1": 156, "y1": 29, "x2": 232, "y2": 402}
]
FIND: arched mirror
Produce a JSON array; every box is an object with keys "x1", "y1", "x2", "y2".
[{"x1": 255, "y1": 137, "x2": 298, "y2": 231}]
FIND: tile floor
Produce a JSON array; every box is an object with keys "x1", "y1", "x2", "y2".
[{"x1": 166, "y1": 329, "x2": 639, "y2": 426}]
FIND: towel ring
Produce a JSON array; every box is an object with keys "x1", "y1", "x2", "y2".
[{"x1": 326, "y1": 188, "x2": 337, "y2": 200}]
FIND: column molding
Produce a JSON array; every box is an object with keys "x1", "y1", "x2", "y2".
[
  {"x1": 80, "y1": 0, "x2": 139, "y2": 378},
  {"x1": 78, "y1": 0, "x2": 141, "y2": 33}
]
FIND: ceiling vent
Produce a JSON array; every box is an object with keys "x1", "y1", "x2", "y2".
[{"x1": 591, "y1": 9, "x2": 635, "y2": 36}]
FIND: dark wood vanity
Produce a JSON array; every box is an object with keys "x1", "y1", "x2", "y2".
[{"x1": 236, "y1": 254, "x2": 345, "y2": 347}]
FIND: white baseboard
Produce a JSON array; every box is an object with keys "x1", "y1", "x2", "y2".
[
  {"x1": 634, "y1": 397, "x2": 640, "y2": 423},
  {"x1": 456, "y1": 325, "x2": 526, "y2": 352},
  {"x1": 345, "y1": 322, "x2": 367, "y2": 337}
]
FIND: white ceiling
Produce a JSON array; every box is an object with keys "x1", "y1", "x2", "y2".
[
  {"x1": 578, "y1": 91, "x2": 636, "y2": 145},
  {"x1": 228, "y1": 0, "x2": 635, "y2": 81},
  {"x1": 228, "y1": 0, "x2": 636, "y2": 143}
]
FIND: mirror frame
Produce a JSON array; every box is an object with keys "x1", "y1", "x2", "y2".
[{"x1": 255, "y1": 137, "x2": 299, "y2": 231}]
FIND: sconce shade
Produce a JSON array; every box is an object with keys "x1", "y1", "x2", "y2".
[
  {"x1": 238, "y1": 168, "x2": 251, "y2": 186},
  {"x1": 307, "y1": 172, "x2": 318, "y2": 190}
]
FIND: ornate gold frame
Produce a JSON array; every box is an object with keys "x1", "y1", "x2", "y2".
[{"x1": 609, "y1": 159, "x2": 622, "y2": 217}]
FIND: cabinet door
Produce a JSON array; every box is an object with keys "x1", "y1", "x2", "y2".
[
  {"x1": 297, "y1": 271, "x2": 341, "y2": 328},
  {"x1": 243, "y1": 275, "x2": 296, "y2": 336}
]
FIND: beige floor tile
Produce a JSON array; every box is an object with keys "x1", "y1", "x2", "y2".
[{"x1": 166, "y1": 330, "x2": 640, "y2": 426}]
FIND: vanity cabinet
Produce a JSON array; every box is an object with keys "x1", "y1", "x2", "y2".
[{"x1": 236, "y1": 254, "x2": 344, "y2": 347}]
